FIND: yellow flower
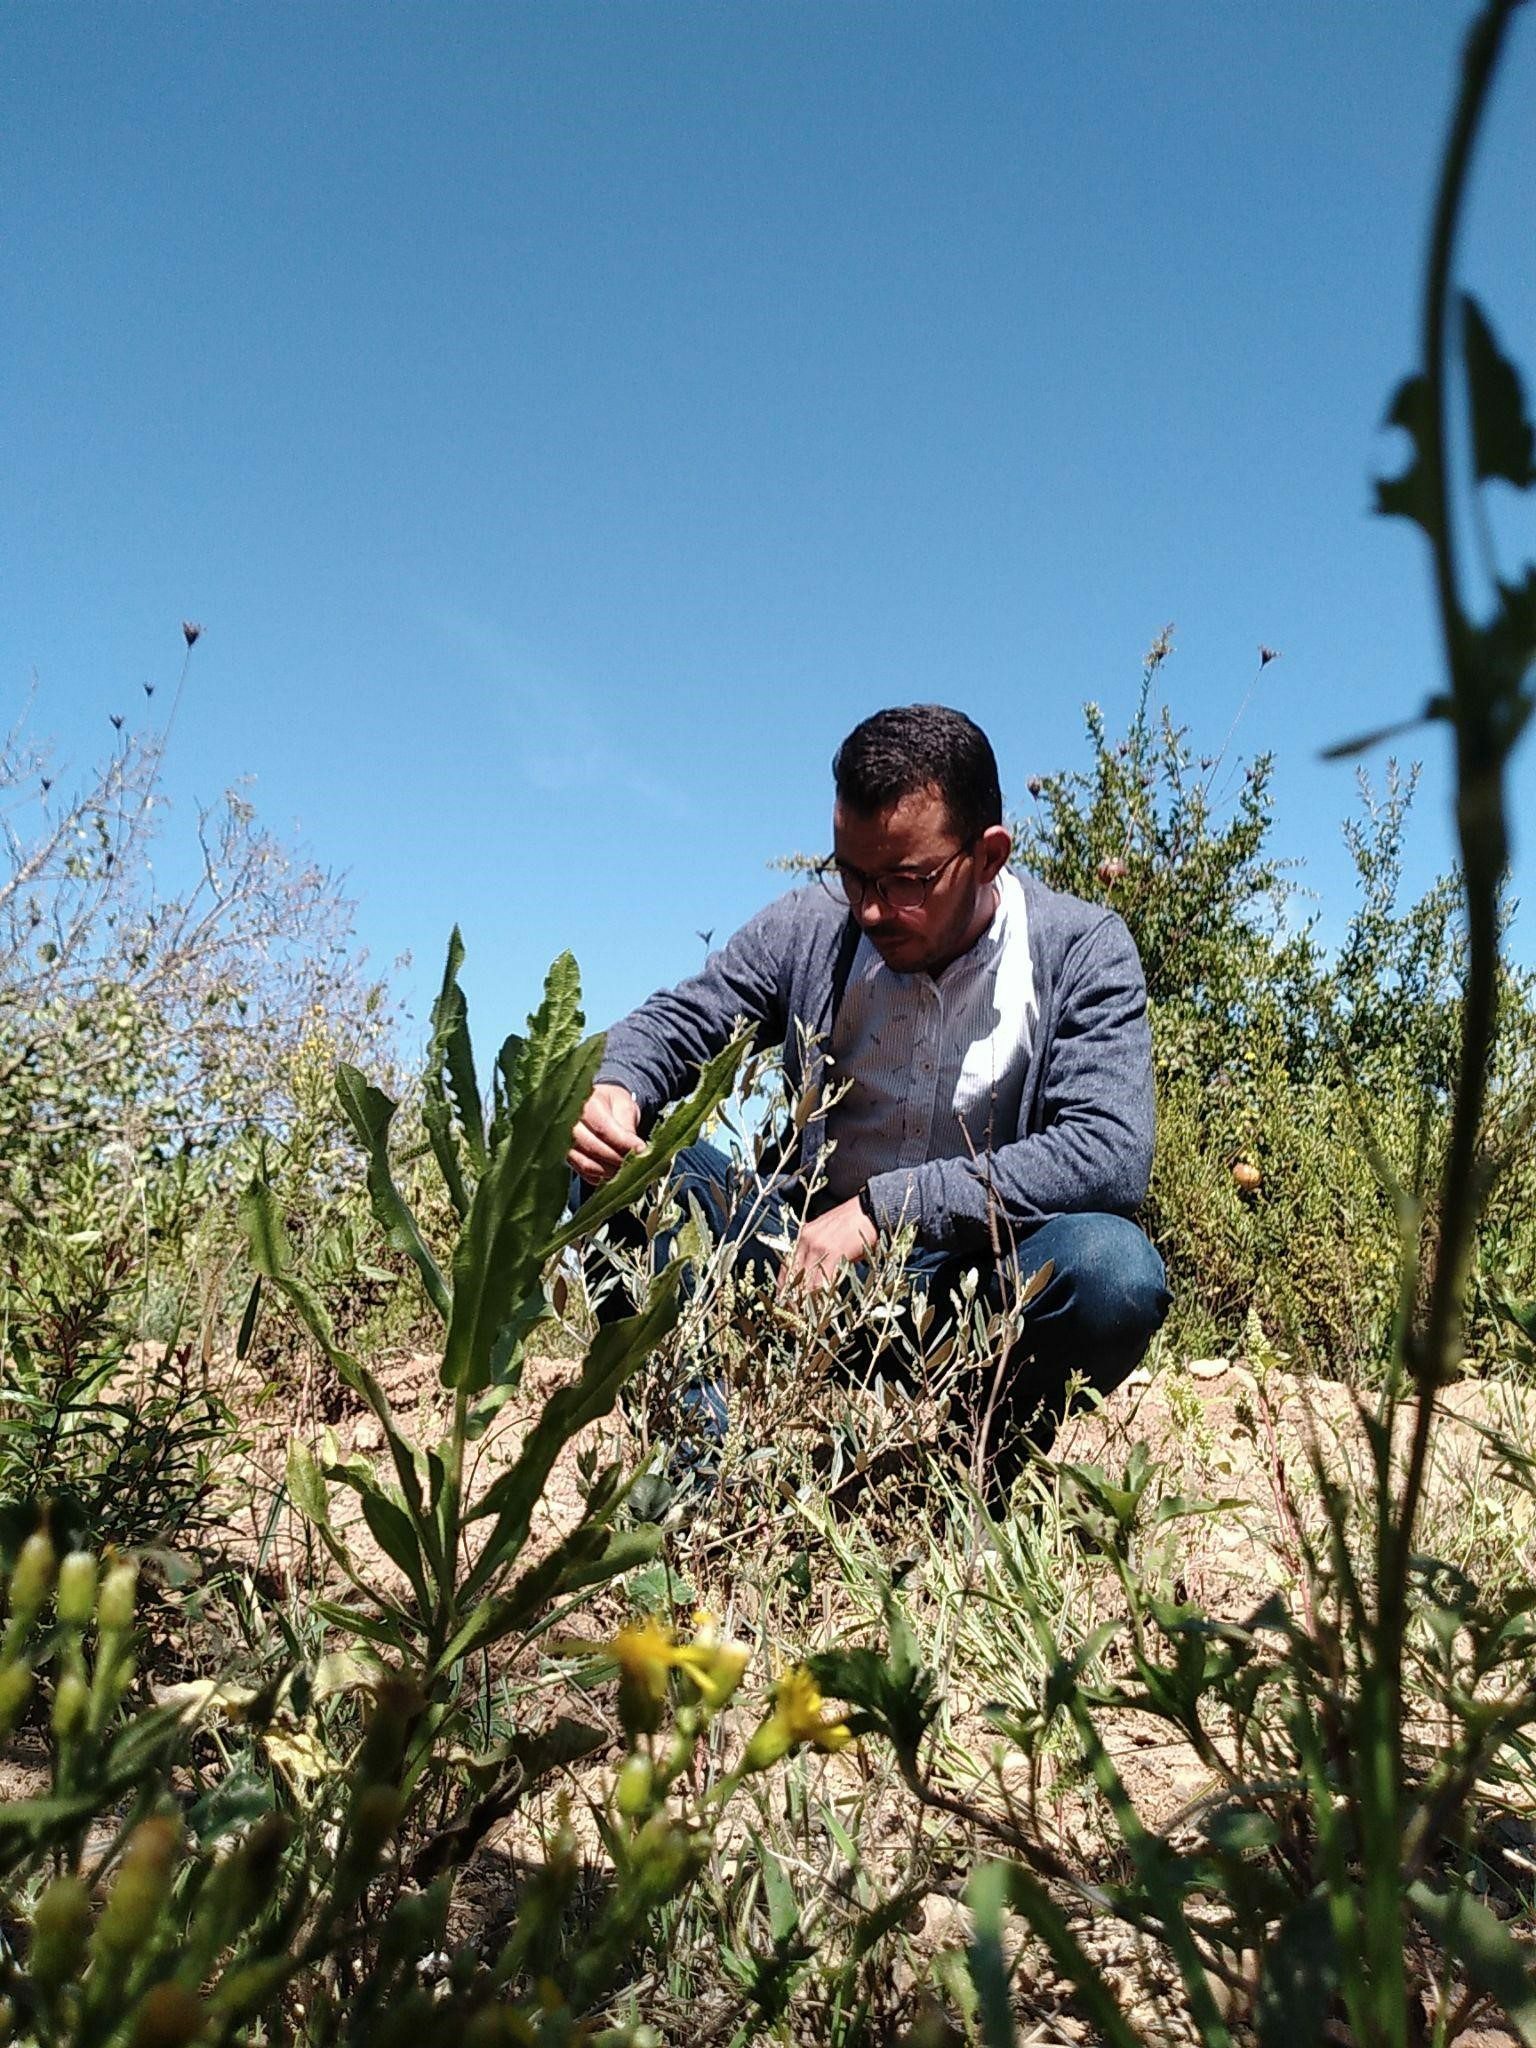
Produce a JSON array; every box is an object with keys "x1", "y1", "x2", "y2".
[
  {"x1": 592, "y1": 1612, "x2": 750, "y2": 1734},
  {"x1": 673, "y1": 1610, "x2": 749, "y2": 1711},
  {"x1": 743, "y1": 1665, "x2": 853, "y2": 1771},
  {"x1": 610, "y1": 1617, "x2": 680, "y2": 1709}
]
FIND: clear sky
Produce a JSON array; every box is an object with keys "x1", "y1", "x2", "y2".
[{"x1": 7, "y1": 4, "x2": 1536, "y2": 1051}]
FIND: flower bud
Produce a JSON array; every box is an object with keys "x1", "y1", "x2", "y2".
[
  {"x1": 97, "y1": 1818, "x2": 181, "y2": 1955},
  {"x1": 56, "y1": 1553, "x2": 99, "y2": 1630},
  {"x1": 30, "y1": 1874, "x2": 91, "y2": 1993},
  {"x1": 0, "y1": 1663, "x2": 33, "y2": 1738},
  {"x1": 8, "y1": 1532, "x2": 56, "y2": 1626},
  {"x1": 51, "y1": 1671, "x2": 89, "y2": 1743},
  {"x1": 615, "y1": 1753, "x2": 653, "y2": 1818},
  {"x1": 129, "y1": 1981, "x2": 205, "y2": 2048},
  {"x1": 97, "y1": 1562, "x2": 138, "y2": 1633}
]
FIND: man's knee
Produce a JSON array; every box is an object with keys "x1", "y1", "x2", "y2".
[{"x1": 1011, "y1": 1211, "x2": 1170, "y2": 1354}]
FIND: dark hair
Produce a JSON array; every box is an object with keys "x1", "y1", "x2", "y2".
[{"x1": 832, "y1": 705, "x2": 1002, "y2": 845}]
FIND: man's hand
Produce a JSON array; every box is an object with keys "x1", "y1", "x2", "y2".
[
  {"x1": 568, "y1": 1083, "x2": 644, "y2": 1186},
  {"x1": 781, "y1": 1195, "x2": 879, "y2": 1296}
]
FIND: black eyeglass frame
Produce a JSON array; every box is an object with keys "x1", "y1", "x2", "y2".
[{"x1": 814, "y1": 840, "x2": 975, "y2": 913}]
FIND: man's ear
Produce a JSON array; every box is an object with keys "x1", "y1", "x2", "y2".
[{"x1": 975, "y1": 824, "x2": 1013, "y2": 884}]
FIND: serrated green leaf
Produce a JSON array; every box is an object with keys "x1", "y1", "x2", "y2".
[
  {"x1": 1203, "y1": 1805, "x2": 1279, "y2": 1854},
  {"x1": 506, "y1": 954, "x2": 585, "y2": 1110},
  {"x1": 441, "y1": 1027, "x2": 603, "y2": 1393},
  {"x1": 756, "y1": 1835, "x2": 800, "y2": 1944},
  {"x1": 1463, "y1": 294, "x2": 1536, "y2": 488},
  {"x1": 1479, "y1": 567, "x2": 1536, "y2": 720},
  {"x1": 1410, "y1": 1880, "x2": 1536, "y2": 2045},
  {"x1": 545, "y1": 1028, "x2": 751, "y2": 1254},
  {"x1": 489, "y1": 1030, "x2": 525, "y2": 1153},
  {"x1": 1375, "y1": 374, "x2": 1442, "y2": 538},
  {"x1": 336, "y1": 1064, "x2": 451, "y2": 1322},
  {"x1": 310, "y1": 1598, "x2": 412, "y2": 1648},
  {"x1": 422, "y1": 929, "x2": 473, "y2": 1219},
  {"x1": 240, "y1": 1179, "x2": 355, "y2": 1381},
  {"x1": 430, "y1": 927, "x2": 487, "y2": 1171},
  {"x1": 434, "y1": 1521, "x2": 664, "y2": 1675}
]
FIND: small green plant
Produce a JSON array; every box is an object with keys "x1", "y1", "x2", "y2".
[{"x1": 0, "y1": 1225, "x2": 235, "y2": 1569}]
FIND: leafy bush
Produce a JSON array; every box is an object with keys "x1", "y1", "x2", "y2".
[
  {"x1": 0, "y1": 668, "x2": 399, "y2": 1344},
  {"x1": 1017, "y1": 649, "x2": 1536, "y2": 1376}
]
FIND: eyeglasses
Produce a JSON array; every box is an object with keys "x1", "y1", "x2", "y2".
[{"x1": 815, "y1": 842, "x2": 974, "y2": 913}]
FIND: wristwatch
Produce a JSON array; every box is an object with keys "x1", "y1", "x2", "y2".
[{"x1": 855, "y1": 1184, "x2": 879, "y2": 1229}]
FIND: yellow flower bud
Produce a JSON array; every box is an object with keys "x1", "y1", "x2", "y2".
[
  {"x1": 0, "y1": 1663, "x2": 33, "y2": 1738},
  {"x1": 8, "y1": 1532, "x2": 56, "y2": 1626},
  {"x1": 129, "y1": 1981, "x2": 205, "y2": 2048},
  {"x1": 30, "y1": 1874, "x2": 91, "y2": 1992},
  {"x1": 615, "y1": 1753, "x2": 653, "y2": 1818},
  {"x1": 345, "y1": 1784, "x2": 405, "y2": 1871},
  {"x1": 97, "y1": 1562, "x2": 138, "y2": 1633},
  {"x1": 96, "y1": 1818, "x2": 181, "y2": 1955},
  {"x1": 51, "y1": 1671, "x2": 89, "y2": 1743},
  {"x1": 56, "y1": 1553, "x2": 99, "y2": 1630},
  {"x1": 743, "y1": 1667, "x2": 853, "y2": 1773}
]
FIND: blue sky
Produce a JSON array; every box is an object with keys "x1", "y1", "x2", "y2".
[{"x1": 7, "y1": 4, "x2": 1536, "y2": 1050}]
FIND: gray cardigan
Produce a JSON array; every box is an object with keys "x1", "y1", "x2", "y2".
[{"x1": 595, "y1": 874, "x2": 1154, "y2": 1255}]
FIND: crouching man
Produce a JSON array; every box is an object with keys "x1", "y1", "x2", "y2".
[{"x1": 569, "y1": 704, "x2": 1168, "y2": 1472}]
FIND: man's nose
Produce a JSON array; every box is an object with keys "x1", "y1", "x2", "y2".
[{"x1": 852, "y1": 888, "x2": 887, "y2": 928}]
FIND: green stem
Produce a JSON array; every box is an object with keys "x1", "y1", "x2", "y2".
[
  {"x1": 430, "y1": 1388, "x2": 470, "y2": 1668},
  {"x1": 1390, "y1": 0, "x2": 1523, "y2": 1580},
  {"x1": 1368, "y1": 7, "x2": 1526, "y2": 2040}
]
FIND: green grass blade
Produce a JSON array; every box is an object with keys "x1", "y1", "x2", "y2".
[{"x1": 974, "y1": 1860, "x2": 1148, "y2": 2048}]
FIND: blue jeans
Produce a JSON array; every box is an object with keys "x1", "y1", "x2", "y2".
[{"x1": 577, "y1": 1141, "x2": 1170, "y2": 1466}]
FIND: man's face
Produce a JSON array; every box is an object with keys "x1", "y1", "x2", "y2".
[{"x1": 831, "y1": 785, "x2": 1009, "y2": 977}]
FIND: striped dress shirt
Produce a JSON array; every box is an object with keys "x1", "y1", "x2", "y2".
[{"x1": 821, "y1": 868, "x2": 1038, "y2": 1212}]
